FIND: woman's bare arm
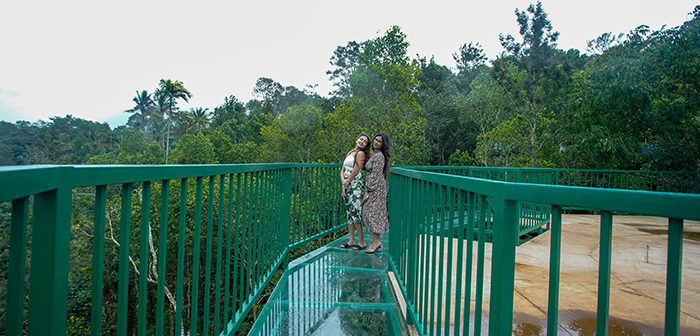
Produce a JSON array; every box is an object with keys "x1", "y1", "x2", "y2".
[{"x1": 344, "y1": 151, "x2": 366, "y2": 186}]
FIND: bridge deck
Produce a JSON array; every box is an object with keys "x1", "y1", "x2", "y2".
[{"x1": 249, "y1": 232, "x2": 407, "y2": 335}]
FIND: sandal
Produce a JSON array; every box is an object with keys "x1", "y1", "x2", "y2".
[
  {"x1": 365, "y1": 244, "x2": 383, "y2": 254},
  {"x1": 352, "y1": 243, "x2": 367, "y2": 250},
  {"x1": 340, "y1": 242, "x2": 355, "y2": 249}
]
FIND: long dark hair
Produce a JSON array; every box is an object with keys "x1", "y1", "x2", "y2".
[
  {"x1": 374, "y1": 133, "x2": 391, "y2": 178},
  {"x1": 357, "y1": 132, "x2": 371, "y2": 161}
]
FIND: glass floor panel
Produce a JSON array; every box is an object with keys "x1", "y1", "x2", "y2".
[{"x1": 249, "y1": 232, "x2": 406, "y2": 335}]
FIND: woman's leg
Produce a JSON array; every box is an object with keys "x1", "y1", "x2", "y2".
[
  {"x1": 372, "y1": 232, "x2": 381, "y2": 249},
  {"x1": 347, "y1": 223, "x2": 356, "y2": 244},
  {"x1": 355, "y1": 223, "x2": 366, "y2": 248}
]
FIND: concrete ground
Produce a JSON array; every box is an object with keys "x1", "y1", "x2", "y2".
[{"x1": 428, "y1": 215, "x2": 700, "y2": 335}]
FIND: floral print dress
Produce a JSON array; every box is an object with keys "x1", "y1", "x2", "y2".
[
  {"x1": 343, "y1": 151, "x2": 364, "y2": 226},
  {"x1": 362, "y1": 152, "x2": 388, "y2": 234}
]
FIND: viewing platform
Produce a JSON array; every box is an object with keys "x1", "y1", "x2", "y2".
[{"x1": 1, "y1": 164, "x2": 699, "y2": 335}]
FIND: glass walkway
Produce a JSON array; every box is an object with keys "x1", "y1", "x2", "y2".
[{"x1": 248, "y1": 232, "x2": 407, "y2": 335}]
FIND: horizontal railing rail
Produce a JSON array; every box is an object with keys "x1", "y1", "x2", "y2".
[
  {"x1": 388, "y1": 167, "x2": 700, "y2": 336},
  {"x1": 405, "y1": 166, "x2": 700, "y2": 194},
  {"x1": 0, "y1": 164, "x2": 345, "y2": 336}
]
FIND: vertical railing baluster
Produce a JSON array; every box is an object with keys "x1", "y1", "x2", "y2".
[
  {"x1": 429, "y1": 182, "x2": 439, "y2": 336},
  {"x1": 203, "y1": 176, "x2": 215, "y2": 336},
  {"x1": 254, "y1": 171, "x2": 263, "y2": 287},
  {"x1": 596, "y1": 211, "x2": 613, "y2": 336},
  {"x1": 190, "y1": 177, "x2": 204, "y2": 336},
  {"x1": 156, "y1": 180, "x2": 170, "y2": 336},
  {"x1": 453, "y1": 190, "x2": 465, "y2": 336},
  {"x1": 175, "y1": 178, "x2": 188, "y2": 334},
  {"x1": 419, "y1": 179, "x2": 429, "y2": 333},
  {"x1": 474, "y1": 194, "x2": 487, "y2": 336},
  {"x1": 138, "y1": 181, "x2": 151, "y2": 336},
  {"x1": 236, "y1": 173, "x2": 246, "y2": 315},
  {"x1": 444, "y1": 187, "x2": 455, "y2": 336},
  {"x1": 223, "y1": 174, "x2": 235, "y2": 334},
  {"x1": 215, "y1": 175, "x2": 226, "y2": 335},
  {"x1": 233, "y1": 173, "x2": 243, "y2": 316},
  {"x1": 7, "y1": 196, "x2": 29, "y2": 335},
  {"x1": 436, "y1": 184, "x2": 446, "y2": 336},
  {"x1": 117, "y1": 183, "x2": 133, "y2": 336},
  {"x1": 665, "y1": 218, "x2": 684, "y2": 336},
  {"x1": 91, "y1": 186, "x2": 106, "y2": 336},
  {"x1": 242, "y1": 172, "x2": 251, "y2": 306},
  {"x1": 546, "y1": 205, "x2": 563, "y2": 336}
]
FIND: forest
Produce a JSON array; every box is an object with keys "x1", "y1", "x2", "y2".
[
  {"x1": 1, "y1": 3, "x2": 698, "y2": 172},
  {"x1": 0, "y1": 3, "x2": 699, "y2": 334}
]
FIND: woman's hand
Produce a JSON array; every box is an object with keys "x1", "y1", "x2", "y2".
[
  {"x1": 362, "y1": 191, "x2": 368, "y2": 203},
  {"x1": 342, "y1": 188, "x2": 347, "y2": 198},
  {"x1": 343, "y1": 180, "x2": 350, "y2": 187}
]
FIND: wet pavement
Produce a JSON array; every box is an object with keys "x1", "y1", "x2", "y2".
[{"x1": 435, "y1": 215, "x2": 700, "y2": 335}]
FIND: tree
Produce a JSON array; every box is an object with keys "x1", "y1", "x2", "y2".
[
  {"x1": 327, "y1": 41, "x2": 363, "y2": 97},
  {"x1": 252, "y1": 77, "x2": 283, "y2": 115},
  {"x1": 260, "y1": 104, "x2": 326, "y2": 163},
  {"x1": 171, "y1": 133, "x2": 218, "y2": 164},
  {"x1": 124, "y1": 90, "x2": 155, "y2": 134},
  {"x1": 570, "y1": 6, "x2": 700, "y2": 171},
  {"x1": 211, "y1": 95, "x2": 246, "y2": 128},
  {"x1": 453, "y1": 42, "x2": 487, "y2": 71},
  {"x1": 334, "y1": 25, "x2": 428, "y2": 164},
  {"x1": 493, "y1": 1, "x2": 572, "y2": 167},
  {"x1": 177, "y1": 107, "x2": 211, "y2": 135},
  {"x1": 416, "y1": 56, "x2": 476, "y2": 165},
  {"x1": 155, "y1": 79, "x2": 192, "y2": 163}
]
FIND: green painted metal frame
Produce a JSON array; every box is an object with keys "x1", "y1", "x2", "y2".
[
  {"x1": 0, "y1": 163, "x2": 345, "y2": 336},
  {"x1": 388, "y1": 167, "x2": 700, "y2": 336},
  {"x1": 2, "y1": 164, "x2": 699, "y2": 335},
  {"x1": 406, "y1": 166, "x2": 700, "y2": 194}
]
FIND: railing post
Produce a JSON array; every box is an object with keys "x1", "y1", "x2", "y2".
[
  {"x1": 6, "y1": 197, "x2": 29, "y2": 335},
  {"x1": 547, "y1": 205, "x2": 563, "y2": 336},
  {"x1": 27, "y1": 168, "x2": 72, "y2": 336},
  {"x1": 665, "y1": 218, "x2": 684, "y2": 336},
  {"x1": 596, "y1": 211, "x2": 613, "y2": 336},
  {"x1": 488, "y1": 191, "x2": 518, "y2": 336},
  {"x1": 282, "y1": 167, "x2": 293, "y2": 268}
]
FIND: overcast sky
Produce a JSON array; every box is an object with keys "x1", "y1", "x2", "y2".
[{"x1": 0, "y1": 0, "x2": 696, "y2": 128}]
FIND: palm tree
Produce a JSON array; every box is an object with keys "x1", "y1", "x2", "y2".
[
  {"x1": 124, "y1": 90, "x2": 155, "y2": 134},
  {"x1": 189, "y1": 107, "x2": 211, "y2": 134},
  {"x1": 154, "y1": 79, "x2": 192, "y2": 163}
]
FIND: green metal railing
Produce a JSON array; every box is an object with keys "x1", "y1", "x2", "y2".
[
  {"x1": 407, "y1": 166, "x2": 700, "y2": 194},
  {"x1": 3, "y1": 164, "x2": 699, "y2": 335},
  {"x1": 388, "y1": 167, "x2": 700, "y2": 336},
  {"x1": 0, "y1": 164, "x2": 344, "y2": 336}
]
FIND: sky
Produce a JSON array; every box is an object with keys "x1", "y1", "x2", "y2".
[{"x1": 0, "y1": 0, "x2": 696, "y2": 128}]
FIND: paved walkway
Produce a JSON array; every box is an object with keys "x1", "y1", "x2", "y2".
[
  {"x1": 435, "y1": 215, "x2": 700, "y2": 336},
  {"x1": 510, "y1": 215, "x2": 700, "y2": 335}
]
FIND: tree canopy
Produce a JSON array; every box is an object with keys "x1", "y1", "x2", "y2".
[{"x1": 2, "y1": 4, "x2": 698, "y2": 172}]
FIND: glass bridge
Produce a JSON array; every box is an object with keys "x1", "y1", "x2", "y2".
[{"x1": 248, "y1": 232, "x2": 406, "y2": 336}]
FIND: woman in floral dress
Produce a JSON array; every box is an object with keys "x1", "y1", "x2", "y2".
[
  {"x1": 340, "y1": 133, "x2": 371, "y2": 250},
  {"x1": 362, "y1": 133, "x2": 390, "y2": 253}
]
